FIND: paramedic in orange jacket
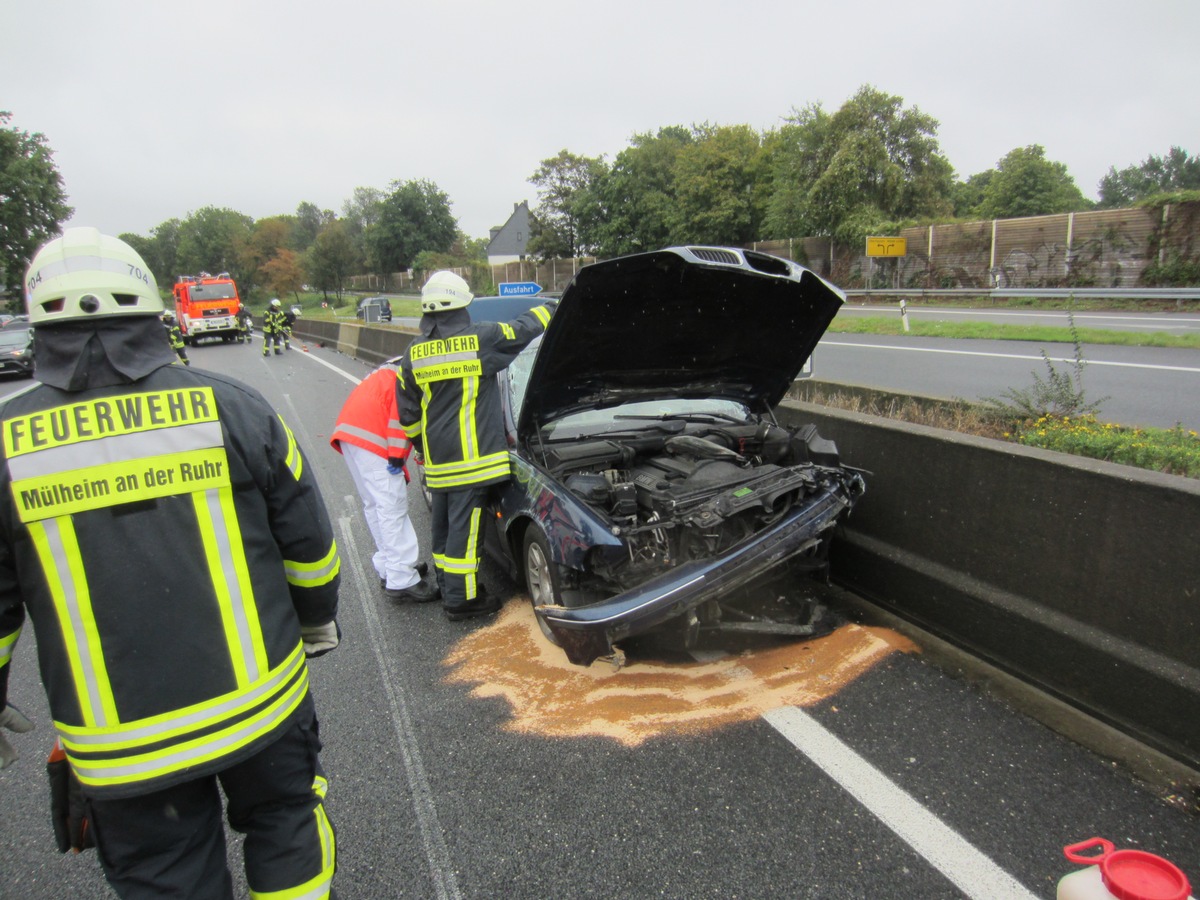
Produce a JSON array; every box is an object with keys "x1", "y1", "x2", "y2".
[{"x1": 331, "y1": 361, "x2": 437, "y2": 602}]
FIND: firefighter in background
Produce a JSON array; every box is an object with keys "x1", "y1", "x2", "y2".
[
  {"x1": 161, "y1": 310, "x2": 190, "y2": 365},
  {"x1": 396, "y1": 271, "x2": 556, "y2": 619},
  {"x1": 330, "y1": 359, "x2": 437, "y2": 603},
  {"x1": 236, "y1": 305, "x2": 253, "y2": 344},
  {"x1": 0, "y1": 228, "x2": 342, "y2": 899},
  {"x1": 283, "y1": 304, "x2": 297, "y2": 348},
  {"x1": 262, "y1": 297, "x2": 288, "y2": 356}
]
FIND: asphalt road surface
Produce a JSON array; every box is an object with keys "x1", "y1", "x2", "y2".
[{"x1": 2, "y1": 341, "x2": 1198, "y2": 899}]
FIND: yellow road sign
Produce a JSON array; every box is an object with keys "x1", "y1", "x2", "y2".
[{"x1": 865, "y1": 237, "x2": 907, "y2": 257}]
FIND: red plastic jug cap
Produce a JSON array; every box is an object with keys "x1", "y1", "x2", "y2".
[{"x1": 1101, "y1": 849, "x2": 1191, "y2": 900}]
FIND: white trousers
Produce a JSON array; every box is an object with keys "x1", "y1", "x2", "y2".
[{"x1": 341, "y1": 443, "x2": 421, "y2": 590}]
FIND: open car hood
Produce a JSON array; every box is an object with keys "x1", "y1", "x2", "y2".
[{"x1": 517, "y1": 247, "x2": 845, "y2": 434}]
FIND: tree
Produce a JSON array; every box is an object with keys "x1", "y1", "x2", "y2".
[
  {"x1": 175, "y1": 206, "x2": 255, "y2": 289},
  {"x1": 1098, "y1": 147, "x2": 1200, "y2": 208},
  {"x1": 292, "y1": 201, "x2": 336, "y2": 252},
  {"x1": 341, "y1": 186, "x2": 384, "y2": 273},
  {"x1": 975, "y1": 145, "x2": 1091, "y2": 219},
  {"x1": 763, "y1": 86, "x2": 955, "y2": 241},
  {"x1": 260, "y1": 248, "x2": 304, "y2": 300},
  {"x1": 668, "y1": 124, "x2": 766, "y2": 245},
  {"x1": 305, "y1": 221, "x2": 357, "y2": 300},
  {"x1": 527, "y1": 150, "x2": 606, "y2": 258},
  {"x1": 364, "y1": 179, "x2": 457, "y2": 274},
  {"x1": 585, "y1": 126, "x2": 694, "y2": 257},
  {"x1": 0, "y1": 112, "x2": 73, "y2": 302}
]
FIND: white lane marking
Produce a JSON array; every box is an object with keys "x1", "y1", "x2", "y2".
[
  {"x1": 296, "y1": 345, "x2": 364, "y2": 384},
  {"x1": 823, "y1": 340, "x2": 1200, "y2": 374},
  {"x1": 337, "y1": 515, "x2": 463, "y2": 900},
  {"x1": 764, "y1": 706, "x2": 1039, "y2": 900}
]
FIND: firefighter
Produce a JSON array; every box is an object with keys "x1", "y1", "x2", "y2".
[
  {"x1": 161, "y1": 310, "x2": 190, "y2": 365},
  {"x1": 396, "y1": 271, "x2": 555, "y2": 619},
  {"x1": 236, "y1": 305, "x2": 253, "y2": 344},
  {"x1": 0, "y1": 228, "x2": 342, "y2": 899},
  {"x1": 262, "y1": 298, "x2": 287, "y2": 356},
  {"x1": 331, "y1": 359, "x2": 436, "y2": 602},
  {"x1": 282, "y1": 304, "x2": 296, "y2": 349}
]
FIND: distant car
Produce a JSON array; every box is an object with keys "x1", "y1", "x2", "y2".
[
  {"x1": 0, "y1": 327, "x2": 34, "y2": 377},
  {"x1": 0, "y1": 314, "x2": 14, "y2": 327},
  {"x1": 469, "y1": 247, "x2": 865, "y2": 665},
  {"x1": 356, "y1": 296, "x2": 392, "y2": 322},
  {"x1": 0, "y1": 315, "x2": 30, "y2": 331}
]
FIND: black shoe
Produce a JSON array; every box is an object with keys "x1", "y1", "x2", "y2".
[
  {"x1": 385, "y1": 576, "x2": 440, "y2": 604},
  {"x1": 443, "y1": 592, "x2": 501, "y2": 621},
  {"x1": 381, "y1": 562, "x2": 428, "y2": 589}
]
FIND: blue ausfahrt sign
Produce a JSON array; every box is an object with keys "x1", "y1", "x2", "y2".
[{"x1": 498, "y1": 282, "x2": 543, "y2": 297}]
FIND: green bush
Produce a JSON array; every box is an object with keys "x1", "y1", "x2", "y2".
[{"x1": 1011, "y1": 416, "x2": 1200, "y2": 478}]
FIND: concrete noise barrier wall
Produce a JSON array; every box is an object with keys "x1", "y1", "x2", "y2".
[{"x1": 775, "y1": 399, "x2": 1200, "y2": 773}]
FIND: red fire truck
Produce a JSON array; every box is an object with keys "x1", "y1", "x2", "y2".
[{"x1": 173, "y1": 272, "x2": 242, "y2": 344}]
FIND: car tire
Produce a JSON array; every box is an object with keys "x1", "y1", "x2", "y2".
[
  {"x1": 413, "y1": 462, "x2": 432, "y2": 509},
  {"x1": 522, "y1": 527, "x2": 562, "y2": 645}
]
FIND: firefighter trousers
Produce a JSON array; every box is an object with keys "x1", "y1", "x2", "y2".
[
  {"x1": 86, "y1": 699, "x2": 337, "y2": 899},
  {"x1": 262, "y1": 331, "x2": 285, "y2": 355},
  {"x1": 341, "y1": 443, "x2": 421, "y2": 590},
  {"x1": 431, "y1": 485, "x2": 491, "y2": 607}
]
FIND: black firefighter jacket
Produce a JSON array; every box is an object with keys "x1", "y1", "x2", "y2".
[
  {"x1": 0, "y1": 349, "x2": 340, "y2": 799},
  {"x1": 396, "y1": 302, "x2": 554, "y2": 491}
]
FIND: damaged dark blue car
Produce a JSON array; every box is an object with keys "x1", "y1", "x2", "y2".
[{"x1": 479, "y1": 246, "x2": 865, "y2": 665}]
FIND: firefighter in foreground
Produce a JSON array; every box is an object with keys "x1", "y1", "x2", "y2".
[
  {"x1": 396, "y1": 271, "x2": 555, "y2": 619},
  {"x1": 262, "y1": 297, "x2": 289, "y2": 356},
  {"x1": 162, "y1": 310, "x2": 190, "y2": 365},
  {"x1": 0, "y1": 228, "x2": 342, "y2": 899}
]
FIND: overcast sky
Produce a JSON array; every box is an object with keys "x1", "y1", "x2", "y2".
[{"x1": 4, "y1": 0, "x2": 1198, "y2": 246}]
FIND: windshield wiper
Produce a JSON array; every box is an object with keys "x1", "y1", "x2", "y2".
[{"x1": 613, "y1": 412, "x2": 747, "y2": 425}]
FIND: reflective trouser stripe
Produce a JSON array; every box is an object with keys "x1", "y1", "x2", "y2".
[
  {"x1": 283, "y1": 540, "x2": 340, "y2": 589},
  {"x1": 249, "y1": 780, "x2": 337, "y2": 899},
  {"x1": 194, "y1": 487, "x2": 267, "y2": 685},
  {"x1": 64, "y1": 657, "x2": 310, "y2": 789},
  {"x1": 433, "y1": 505, "x2": 483, "y2": 598},
  {"x1": 0, "y1": 627, "x2": 19, "y2": 667},
  {"x1": 29, "y1": 517, "x2": 117, "y2": 727}
]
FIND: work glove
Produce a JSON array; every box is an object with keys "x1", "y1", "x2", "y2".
[
  {"x1": 301, "y1": 620, "x2": 340, "y2": 658},
  {"x1": 542, "y1": 299, "x2": 559, "y2": 315},
  {"x1": 0, "y1": 703, "x2": 34, "y2": 769},
  {"x1": 386, "y1": 457, "x2": 405, "y2": 475},
  {"x1": 47, "y1": 739, "x2": 94, "y2": 853}
]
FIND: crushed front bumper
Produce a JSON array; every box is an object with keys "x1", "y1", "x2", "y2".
[{"x1": 535, "y1": 488, "x2": 855, "y2": 665}]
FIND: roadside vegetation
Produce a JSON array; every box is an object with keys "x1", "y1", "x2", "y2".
[{"x1": 828, "y1": 315, "x2": 1200, "y2": 349}]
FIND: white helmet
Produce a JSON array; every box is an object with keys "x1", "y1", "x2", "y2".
[
  {"x1": 421, "y1": 271, "x2": 473, "y2": 313},
  {"x1": 25, "y1": 227, "x2": 163, "y2": 326},
  {"x1": 270, "y1": 298, "x2": 281, "y2": 307}
]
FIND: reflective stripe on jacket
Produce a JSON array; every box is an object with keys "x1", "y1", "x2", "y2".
[
  {"x1": 263, "y1": 308, "x2": 288, "y2": 334},
  {"x1": 330, "y1": 365, "x2": 410, "y2": 463},
  {"x1": 397, "y1": 302, "x2": 552, "y2": 491},
  {"x1": 0, "y1": 365, "x2": 340, "y2": 798}
]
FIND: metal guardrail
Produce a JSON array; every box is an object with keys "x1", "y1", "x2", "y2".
[{"x1": 844, "y1": 287, "x2": 1200, "y2": 301}]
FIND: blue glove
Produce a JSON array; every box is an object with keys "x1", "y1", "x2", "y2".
[{"x1": 387, "y1": 463, "x2": 404, "y2": 475}]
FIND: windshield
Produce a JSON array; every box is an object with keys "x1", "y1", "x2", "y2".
[
  {"x1": 507, "y1": 339, "x2": 751, "y2": 439},
  {"x1": 0, "y1": 330, "x2": 30, "y2": 349},
  {"x1": 188, "y1": 283, "x2": 238, "y2": 301}
]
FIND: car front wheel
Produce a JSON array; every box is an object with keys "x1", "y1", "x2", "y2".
[{"x1": 522, "y1": 528, "x2": 562, "y2": 645}]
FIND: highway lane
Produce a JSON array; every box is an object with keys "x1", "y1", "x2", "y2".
[
  {"x1": 813, "y1": 334, "x2": 1200, "y2": 432},
  {"x1": 2, "y1": 343, "x2": 1199, "y2": 898}
]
